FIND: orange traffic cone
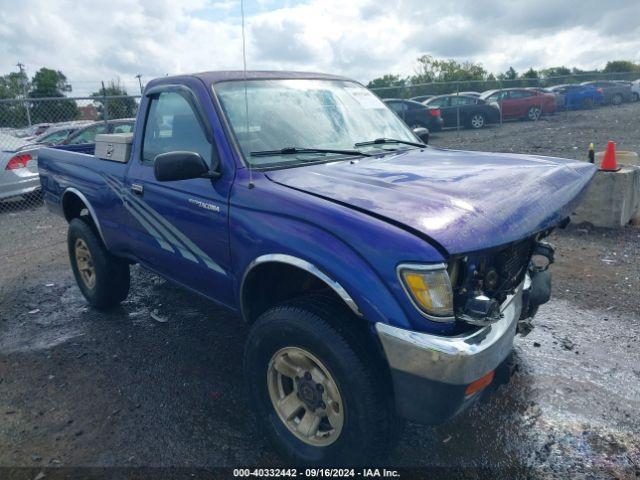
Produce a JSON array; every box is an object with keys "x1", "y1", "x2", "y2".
[{"x1": 600, "y1": 141, "x2": 620, "y2": 171}]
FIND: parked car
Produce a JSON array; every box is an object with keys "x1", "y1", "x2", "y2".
[
  {"x1": 480, "y1": 88, "x2": 556, "y2": 120},
  {"x1": 13, "y1": 123, "x2": 52, "y2": 140},
  {"x1": 38, "y1": 70, "x2": 596, "y2": 465},
  {"x1": 409, "y1": 95, "x2": 434, "y2": 103},
  {"x1": 526, "y1": 87, "x2": 565, "y2": 110},
  {"x1": 0, "y1": 132, "x2": 39, "y2": 201},
  {"x1": 24, "y1": 121, "x2": 93, "y2": 147},
  {"x1": 580, "y1": 81, "x2": 633, "y2": 105},
  {"x1": 632, "y1": 80, "x2": 640, "y2": 102},
  {"x1": 458, "y1": 91, "x2": 481, "y2": 97},
  {"x1": 423, "y1": 94, "x2": 500, "y2": 129},
  {"x1": 383, "y1": 98, "x2": 444, "y2": 131},
  {"x1": 57, "y1": 118, "x2": 136, "y2": 154},
  {"x1": 548, "y1": 84, "x2": 604, "y2": 110}
]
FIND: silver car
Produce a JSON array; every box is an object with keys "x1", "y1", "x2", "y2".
[{"x1": 0, "y1": 132, "x2": 39, "y2": 201}]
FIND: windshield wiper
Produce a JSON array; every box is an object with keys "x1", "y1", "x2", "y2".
[
  {"x1": 250, "y1": 146, "x2": 371, "y2": 157},
  {"x1": 354, "y1": 138, "x2": 425, "y2": 148}
]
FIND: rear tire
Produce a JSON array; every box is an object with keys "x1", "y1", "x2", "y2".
[
  {"x1": 526, "y1": 106, "x2": 542, "y2": 121},
  {"x1": 581, "y1": 98, "x2": 594, "y2": 109},
  {"x1": 611, "y1": 93, "x2": 623, "y2": 105},
  {"x1": 632, "y1": 92, "x2": 639, "y2": 102},
  {"x1": 244, "y1": 296, "x2": 396, "y2": 465},
  {"x1": 68, "y1": 218, "x2": 130, "y2": 309}
]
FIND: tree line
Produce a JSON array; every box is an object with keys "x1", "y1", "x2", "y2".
[
  {"x1": 366, "y1": 57, "x2": 640, "y2": 98},
  {"x1": 0, "y1": 67, "x2": 138, "y2": 128}
]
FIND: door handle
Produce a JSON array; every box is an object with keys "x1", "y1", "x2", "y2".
[{"x1": 131, "y1": 183, "x2": 144, "y2": 195}]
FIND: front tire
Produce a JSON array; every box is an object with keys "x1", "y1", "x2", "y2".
[
  {"x1": 68, "y1": 218, "x2": 130, "y2": 309},
  {"x1": 468, "y1": 113, "x2": 486, "y2": 129},
  {"x1": 611, "y1": 93, "x2": 623, "y2": 105},
  {"x1": 632, "y1": 92, "x2": 639, "y2": 102},
  {"x1": 244, "y1": 297, "x2": 395, "y2": 465}
]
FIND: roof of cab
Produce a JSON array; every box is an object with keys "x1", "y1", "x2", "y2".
[{"x1": 149, "y1": 71, "x2": 353, "y2": 88}]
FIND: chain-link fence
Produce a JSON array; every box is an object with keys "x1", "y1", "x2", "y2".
[
  {"x1": 0, "y1": 95, "x2": 140, "y2": 213},
  {"x1": 369, "y1": 71, "x2": 639, "y2": 99},
  {"x1": 369, "y1": 71, "x2": 640, "y2": 130},
  {"x1": 1, "y1": 95, "x2": 141, "y2": 279}
]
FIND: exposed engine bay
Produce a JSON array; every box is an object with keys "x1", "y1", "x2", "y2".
[{"x1": 448, "y1": 227, "x2": 558, "y2": 331}]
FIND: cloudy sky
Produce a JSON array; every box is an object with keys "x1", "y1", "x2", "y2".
[{"x1": 1, "y1": 0, "x2": 639, "y2": 96}]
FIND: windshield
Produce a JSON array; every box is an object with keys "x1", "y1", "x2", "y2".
[{"x1": 214, "y1": 79, "x2": 417, "y2": 167}]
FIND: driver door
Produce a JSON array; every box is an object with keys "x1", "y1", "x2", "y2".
[{"x1": 121, "y1": 88, "x2": 234, "y2": 306}]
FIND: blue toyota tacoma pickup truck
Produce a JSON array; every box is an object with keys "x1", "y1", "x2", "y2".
[{"x1": 38, "y1": 71, "x2": 596, "y2": 465}]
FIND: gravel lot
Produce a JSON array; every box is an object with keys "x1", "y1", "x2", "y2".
[{"x1": 0, "y1": 102, "x2": 639, "y2": 478}]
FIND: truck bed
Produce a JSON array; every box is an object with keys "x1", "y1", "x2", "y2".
[{"x1": 38, "y1": 148, "x2": 130, "y2": 254}]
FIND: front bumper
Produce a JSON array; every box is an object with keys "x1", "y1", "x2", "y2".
[{"x1": 376, "y1": 282, "x2": 523, "y2": 423}]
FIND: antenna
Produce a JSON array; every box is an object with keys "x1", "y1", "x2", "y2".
[{"x1": 240, "y1": 0, "x2": 254, "y2": 189}]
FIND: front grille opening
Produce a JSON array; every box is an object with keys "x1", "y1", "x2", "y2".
[{"x1": 451, "y1": 237, "x2": 535, "y2": 313}]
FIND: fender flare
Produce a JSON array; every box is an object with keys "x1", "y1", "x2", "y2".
[
  {"x1": 240, "y1": 253, "x2": 363, "y2": 320},
  {"x1": 62, "y1": 188, "x2": 107, "y2": 244}
]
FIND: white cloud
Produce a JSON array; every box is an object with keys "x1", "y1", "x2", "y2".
[{"x1": 0, "y1": 0, "x2": 639, "y2": 96}]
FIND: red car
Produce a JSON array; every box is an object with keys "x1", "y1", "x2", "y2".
[{"x1": 480, "y1": 88, "x2": 556, "y2": 120}]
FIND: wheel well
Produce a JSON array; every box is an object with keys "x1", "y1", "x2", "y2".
[
  {"x1": 241, "y1": 262, "x2": 356, "y2": 324},
  {"x1": 62, "y1": 191, "x2": 88, "y2": 222},
  {"x1": 62, "y1": 191, "x2": 101, "y2": 238}
]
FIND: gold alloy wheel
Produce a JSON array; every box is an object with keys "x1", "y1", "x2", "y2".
[
  {"x1": 267, "y1": 347, "x2": 344, "y2": 447},
  {"x1": 75, "y1": 238, "x2": 96, "y2": 289}
]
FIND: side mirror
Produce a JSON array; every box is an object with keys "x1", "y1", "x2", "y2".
[
  {"x1": 154, "y1": 151, "x2": 217, "y2": 182},
  {"x1": 412, "y1": 127, "x2": 430, "y2": 145}
]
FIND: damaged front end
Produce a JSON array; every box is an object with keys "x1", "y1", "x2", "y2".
[{"x1": 449, "y1": 227, "x2": 558, "y2": 334}]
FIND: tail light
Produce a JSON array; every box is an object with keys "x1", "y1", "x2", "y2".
[
  {"x1": 427, "y1": 108, "x2": 441, "y2": 117},
  {"x1": 597, "y1": 88, "x2": 604, "y2": 93},
  {"x1": 5, "y1": 153, "x2": 33, "y2": 170}
]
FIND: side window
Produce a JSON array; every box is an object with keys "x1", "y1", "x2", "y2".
[
  {"x1": 69, "y1": 124, "x2": 107, "y2": 144},
  {"x1": 434, "y1": 97, "x2": 451, "y2": 107},
  {"x1": 42, "y1": 130, "x2": 70, "y2": 144},
  {"x1": 386, "y1": 102, "x2": 404, "y2": 114},
  {"x1": 510, "y1": 90, "x2": 532, "y2": 99},
  {"x1": 113, "y1": 123, "x2": 134, "y2": 134},
  {"x1": 449, "y1": 96, "x2": 468, "y2": 107},
  {"x1": 142, "y1": 91, "x2": 212, "y2": 166}
]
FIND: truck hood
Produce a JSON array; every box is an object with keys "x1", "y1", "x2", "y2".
[{"x1": 265, "y1": 147, "x2": 597, "y2": 254}]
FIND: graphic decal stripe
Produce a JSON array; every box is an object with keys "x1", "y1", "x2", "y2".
[
  {"x1": 102, "y1": 179, "x2": 175, "y2": 253},
  {"x1": 103, "y1": 176, "x2": 200, "y2": 264},
  {"x1": 103, "y1": 174, "x2": 225, "y2": 274}
]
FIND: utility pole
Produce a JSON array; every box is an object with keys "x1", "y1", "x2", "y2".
[
  {"x1": 101, "y1": 81, "x2": 109, "y2": 125},
  {"x1": 16, "y1": 62, "x2": 32, "y2": 127},
  {"x1": 135, "y1": 74, "x2": 143, "y2": 94}
]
